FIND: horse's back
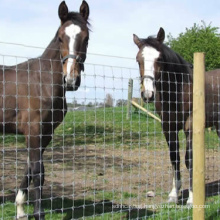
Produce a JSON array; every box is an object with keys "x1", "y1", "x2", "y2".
[
  {"x1": 205, "y1": 69, "x2": 220, "y2": 128},
  {"x1": 206, "y1": 69, "x2": 220, "y2": 84}
]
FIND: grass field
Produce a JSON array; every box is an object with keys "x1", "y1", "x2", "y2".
[{"x1": 0, "y1": 105, "x2": 220, "y2": 219}]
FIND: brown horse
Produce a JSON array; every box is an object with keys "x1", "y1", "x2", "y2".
[
  {"x1": 0, "y1": 1, "x2": 90, "y2": 219},
  {"x1": 134, "y1": 27, "x2": 220, "y2": 205}
]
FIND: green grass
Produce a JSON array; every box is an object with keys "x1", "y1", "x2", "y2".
[
  {"x1": 1, "y1": 196, "x2": 219, "y2": 219},
  {"x1": 0, "y1": 104, "x2": 163, "y2": 149},
  {"x1": 145, "y1": 195, "x2": 220, "y2": 220},
  {"x1": 0, "y1": 201, "x2": 64, "y2": 220},
  {"x1": 52, "y1": 105, "x2": 219, "y2": 151},
  {"x1": 206, "y1": 195, "x2": 220, "y2": 220},
  {"x1": 1, "y1": 105, "x2": 218, "y2": 150},
  {"x1": 53, "y1": 105, "x2": 164, "y2": 149}
]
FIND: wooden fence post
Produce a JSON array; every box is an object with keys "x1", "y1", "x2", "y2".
[
  {"x1": 126, "y1": 78, "x2": 133, "y2": 120},
  {"x1": 193, "y1": 52, "x2": 205, "y2": 220}
]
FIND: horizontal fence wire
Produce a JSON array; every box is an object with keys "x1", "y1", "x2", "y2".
[{"x1": 0, "y1": 42, "x2": 219, "y2": 220}]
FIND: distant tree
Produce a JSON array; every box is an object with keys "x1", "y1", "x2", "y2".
[
  {"x1": 105, "y1": 94, "x2": 113, "y2": 107},
  {"x1": 87, "y1": 102, "x2": 93, "y2": 107},
  {"x1": 116, "y1": 99, "x2": 127, "y2": 107},
  {"x1": 166, "y1": 21, "x2": 220, "y2": 71}
]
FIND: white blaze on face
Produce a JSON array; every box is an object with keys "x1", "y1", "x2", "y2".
[
  {"x1": 65, "y1": 24, "x2": 81, "y2": 83},
  {"x1": 142, "y1": 46, "x2": 160, "y2": 99}
]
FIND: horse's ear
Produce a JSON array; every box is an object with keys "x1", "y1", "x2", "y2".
[
  {"x1": 58, "y1": 1, "x2": 69, "y2": 24},
  {"x1": 157, "y1": 27, "x2": 165, "y2": 43},
  {"x1": 133, "y1": 34, "x2": 142, "y2": 48},
  {"x1": 80, "y1": 0, "x2": 90, "y2": 21}
]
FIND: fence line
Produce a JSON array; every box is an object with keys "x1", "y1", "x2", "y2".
[
  {"x1": 0, "y1": 41, "x2": 195, "y2": 67},
  {"x1": 0, "y1": 46, "x2": 218, "y2": 219}
]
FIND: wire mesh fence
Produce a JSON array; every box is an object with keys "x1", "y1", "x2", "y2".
[{"x1": 0, "y1": 43, "x2": 219, "y2": 220}]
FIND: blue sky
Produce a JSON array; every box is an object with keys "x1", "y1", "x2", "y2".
[
  {"x1": 0, "y1": 0, "x2": 219, "y2": 104},
  {"x1": 1, "y1": 0, "x2": 219, "y2": 60}
]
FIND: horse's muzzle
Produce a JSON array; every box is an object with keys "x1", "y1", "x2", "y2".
[
  {"x1": 66, "y1": 85, "x2": 78, "y2": 91},
  {"x1": 65, "y1": 75, "x2": 81, "y2": 91},
  {"x1": 141, "y1": 91, "x2": 155, "y2": 103}
]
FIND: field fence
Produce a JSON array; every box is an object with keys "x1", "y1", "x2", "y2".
[{"x1": 0, "y1": 43, "x2": 219, "y2": 219}]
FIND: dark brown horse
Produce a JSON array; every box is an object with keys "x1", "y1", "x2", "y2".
[
  {"x1": 0, "y1": 1, "x2": 90, "y2": 219},
  {"x1": 134, "y1": 27, "x2": 220, "y2": 205}
]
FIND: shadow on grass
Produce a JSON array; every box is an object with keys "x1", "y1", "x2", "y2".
[
  {"x1": 1, "y1": 180, "x2": 219, "y2": 219},
  {"x1": 0, "y1": 194, "x2": 155, "y2": 219},
  {"x1": 178, "y1": 179, "x2": 220, "y2": 205},
  {"x1": 59, "y1": 199, "x2": 155, "y2": 220}
]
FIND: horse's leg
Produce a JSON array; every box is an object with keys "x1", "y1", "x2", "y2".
[
  {"x1": 15, "y1": 133, "x2": 45, "y2": 220},
  {"x1": 16, "y1": 164, "x2": 32, "y2": 219},
  {"x1": 164, "y1": 129, "x2": 181, "y2": 203},
  {"x1": 30, "y1": 144, "x2": 45, "y2": 220},
  {"x1": 17, "y1": 132, "x2": 51, "y2": 220},
  {"x1": 32, "y1": 134, "x2": 52, "y2": 220},
  {"x1": 215, "y1": 120, "x2": 220, "y2": 137},
  {"x1": 16, "y1": 134, "x2": 33, "y2": 219},
  {"x1": 30, "y1": 133, "x2": 54, "y2": 220},
  {"x1": 185, "y1": 130, "x2": 193, "y2": 205}
]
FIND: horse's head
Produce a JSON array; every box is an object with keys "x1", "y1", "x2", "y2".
[
  {"x1": 133, "y1": 28, "x2": 165, "y2": 102},
  {"x1": 58, "y1": 1, "x2": 89, "y2": 91}
]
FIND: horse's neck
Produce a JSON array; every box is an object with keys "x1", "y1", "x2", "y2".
[
  {"x1": 157, "y1": 75, "x2": 192, "y2": 113},
  {"x1": 40, "y1": 38, "x2": 65, "y2": 97},
  {"x1": 41, "y1": 39, "x2": 60, "y2": 61},
  {"x1": 40, "y1": 37, "x2": 63, "y2": 78}
]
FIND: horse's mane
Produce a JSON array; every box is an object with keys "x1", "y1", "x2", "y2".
[{"x1": 143, "y1": 37, "x2": 193, "y2": 83}]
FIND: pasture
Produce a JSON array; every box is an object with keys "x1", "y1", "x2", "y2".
[{"x1": 0, "y1": 105, "x2": 219, "y2": 219}]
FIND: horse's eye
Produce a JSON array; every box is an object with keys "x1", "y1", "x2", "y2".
[{"x1": 84, "y1": 37, "x2": 89, "y2": 45}]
